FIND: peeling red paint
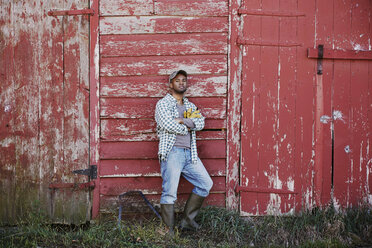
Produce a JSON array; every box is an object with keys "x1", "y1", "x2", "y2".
[{"x1": 1, "y1": 0, "x2": 371, "y2": 224}]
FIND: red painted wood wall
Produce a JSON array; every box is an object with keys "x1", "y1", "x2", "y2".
[
  {"x1": 228, "y1": 0, "x2": 372, "y2": 215},
  {"x1": 0, "y1": 0, "x2": 371, "y2": 223},
  {"x1": 97, "y1": 0, "x2": 229, "y2": 213}
]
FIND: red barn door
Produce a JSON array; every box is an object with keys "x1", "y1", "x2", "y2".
[
  {"x1": 0, "y1": 0, "x2": 92, "y2": 224},
  {"x1": 229, "y1": 0, "x2": 371, "y2": 215},
  {"x1": 310, "y1": 0, "x2": 372, "y2": 209},
  {"x1": 235, "y1": 0, "x2": 312, "y2": 215}
]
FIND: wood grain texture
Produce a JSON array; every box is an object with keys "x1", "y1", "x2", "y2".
[
  {"x1": 100, "y1": 97, "x2": 226, "y2": 119},
  {"x1": 100, "y1": 75, "x2": 227, "y2": 97},
  {"x1": 295, "y1": 0, "x2": 316, "y2": 211},
  {"x1": 313, "y1": 0, "x2": 335, "y2": 206},
  {"x1": 100, "y1": 33, "x2": 228, "y2": 57},
  {"x1": 101, "y1": 119, "x2": 225, "y2": 139},
  {"x1": 154, "y1": 0, "x2": 228, "y2": 17},
  {"x1": 100, "y1": 159, "x2": 226, "y2": 177},
  {"x1": 100, "y1": 0, "x2": 153, "y2": 16},
  {"x1": 100, "y1": 140, "x2": 226, "y2": 159},
  {"x1": 100, "y1": 16, "x2": 228, "y2": 35},
  {"x1": 100, "y1": 55, "x2": 227, "y2": 77}
]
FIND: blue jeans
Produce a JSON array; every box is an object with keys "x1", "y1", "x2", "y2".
[{"x1": 160, "y1": 147, "x2": 213, "y2": 204}]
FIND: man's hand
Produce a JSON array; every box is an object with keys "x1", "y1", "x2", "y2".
[{"x1": 183, "y1": 108, "x2": 201, "y2": 118}]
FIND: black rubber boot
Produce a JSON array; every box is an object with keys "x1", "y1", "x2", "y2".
[
  {"x1": 161, "y1": 204, "x2": 175, "y2": 236},
  {"x1": 180, "y1": 193, "x2": 205, "y2": 230}
]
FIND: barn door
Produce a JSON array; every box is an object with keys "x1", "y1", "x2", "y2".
[
  {"x1": 233, "y1": 0, "x2": 315, "y2": 216},
  {"x1": 46, "y1": 0, "x2": 93, "y2": 224},
  {"x1": 0, "y1": 0, "x2": 97, "y2": 224},
  {"x1": 309, "y1": 0, "x2": 372, "y2": 208},
  {"x1": 231, "y1": 0, "x2": 371, "y2": 215}
]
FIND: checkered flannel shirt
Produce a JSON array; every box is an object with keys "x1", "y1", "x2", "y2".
[{"x1": 155, "y1": 93, "x2": 205, "y2": 164}]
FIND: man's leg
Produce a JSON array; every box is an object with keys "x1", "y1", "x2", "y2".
[
  {"x1": 160, "y1": 147, "x2": 184, "y2": 235},
  {"x1": 181, "y1": 156, "x2": 213, "y2": 230}
]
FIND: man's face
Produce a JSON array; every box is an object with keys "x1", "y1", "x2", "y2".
[{"x1": 170, "y1": 73, "x2": 187, "y2": 94}]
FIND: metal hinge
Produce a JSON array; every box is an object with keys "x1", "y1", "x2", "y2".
[
  {"x1": 48, "y1": 8, "x2": 94, "y2": 16},
  {"x1": 49, "y1": 165, "x2": 97, "y2": 190},
  {"x1": 73, "y1": 165, "x2": 97, "y2": 179}
]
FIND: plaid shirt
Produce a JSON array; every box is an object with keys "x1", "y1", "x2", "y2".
[{"x1": 155, "y1": 93, "x2": 205, "y2": 164}]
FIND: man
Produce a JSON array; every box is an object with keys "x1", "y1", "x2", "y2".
[{"x1": 155, "y1": 70, "x2": 213, "y2": 235}]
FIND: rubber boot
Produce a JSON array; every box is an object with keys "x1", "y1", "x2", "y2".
[
  {"x1": 160, "y1": 204, "x2": 175, "y2": 236},
  {"x1": 180, "y1": 193, "x2": 205, "y2": 230}
]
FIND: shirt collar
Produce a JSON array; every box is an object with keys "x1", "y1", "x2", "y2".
[{"x1": 165, "y1": 93, "x2": 189, "y2": 105}]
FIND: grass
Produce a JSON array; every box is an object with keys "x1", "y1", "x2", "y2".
[{"x1": 1, "y1": 204, "x2": 371, "y2": 248}]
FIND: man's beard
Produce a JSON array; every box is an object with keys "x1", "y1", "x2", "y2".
[{"x1": 174, "y1": 88, "x2": 187, "y2": 94}]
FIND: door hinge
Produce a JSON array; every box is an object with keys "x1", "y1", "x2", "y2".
[
  {"x1": 49, "y1": 165, "x2": 97, "y2": 190},
  {"x1": 48, "y1": 8, "x2": 94, "y2": 16},
  {"x1": 73, "y1": 165, "x2": 97, "y2": 179}
]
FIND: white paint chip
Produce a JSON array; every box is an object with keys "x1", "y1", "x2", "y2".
[
  {"x1": 333, "y1": 110, "x2": 345, "y2": 123},
  {"x1": 4, "y1": 105, "x2": 11, "y2": 112},
  {"x1": 344, "y1": 145, "x2": 352, "y2": 154},
  {"x1": 320, "y1": 115, "x2": 331, "y2": 124}
]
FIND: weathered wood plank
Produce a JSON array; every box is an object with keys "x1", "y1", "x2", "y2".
[
  {"x1": 100, "y1": 97, "x2": 226, "y2": 119},
  {"x1": 100, "y1": 176, "x2": 226, "y2": 196},
  {"x1": 225, "y1": 0, "x2": 246, "y2": 211},
  {"x1": 50, "y1": 2, "x2": 91, "y2": 224},
  {"x1": 101, "y1": 128, "x2": 225, "y2": 142},
  {"x1": 296, "y1": 0, "x2": 316, "y2": 211},
  {"x1": 100, "y1": 140, "x2": 227, "y2": 159},
  {"x1": 239, "y1": 13, "x2": 261, "y2": 215},
  {"x1": 274, "y1": 0, "x2": 297, "y2": 215},
  {"x1": 313, "y1": 0, "x2": 335, "y2": 206},
  {"x1": 101, "y1": 118, "x2": 226, "y2": 139},
  {"x1": 100, "y1": 33, "x2": 228, "y2": 57},
  {"x1": 100, "y1": 75, "x2": 227, "y2": 97},
  {"x1": 0, "y1": 0, "x2": 17, "y2": 223},
  {"x1": 100, "y1": 0, "x2": 153, "y2": 16},
  {"x1": 100, "y1": 16, "x2": 228, "y2": 35},
  {"x1": 154, "y1": 0, "x2": 228, "y2": 16},
  {"x1": 100, "y1": 55, "x2": 227, "y2": 77},
  {"x1": 63, "y1": 14, "x2": 90, "y2": 181},
  {"x1": 100, "y1": 159, "x2": 226, "y2": 177}
]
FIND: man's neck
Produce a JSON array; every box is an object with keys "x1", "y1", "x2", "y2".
[{"x1": 171, "y1": 91, "x2": 184, "y2": 105}]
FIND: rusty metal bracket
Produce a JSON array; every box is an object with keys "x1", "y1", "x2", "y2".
[
  {"x1": 316, "y1": 44, "x2": 324, "y2": 75},
  {"x1": 308, "y1": 46, "x2": 372, "y2": 60},
  {"x1": 73, "y1": 165, "x2": 97, "y2": 179},
  {"x1": 48, "y1": 8, "x2": 94, "y2": 16},
  {"x1": 238, "y1": 9, "x2": 306, "y2": 17},
  {"x1": 237, "y1": 37, "x2": 302, "y2": 47}
]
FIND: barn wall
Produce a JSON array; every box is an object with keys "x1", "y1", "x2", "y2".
[
  {"x1": 0, "y1": 0, "x2": 90, "y2": 224},
  {"x1": 98, "y1": 0, "x2": 229, "y2": 212}
]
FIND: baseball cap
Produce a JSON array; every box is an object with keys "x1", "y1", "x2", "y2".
[{"x1": 169, "y1": 70, "x2": 187, "y2": 83}]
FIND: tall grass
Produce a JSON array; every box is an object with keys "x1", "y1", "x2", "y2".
[{"x1": 1, "y1": 204, "x2": 371, "y2": 248}]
